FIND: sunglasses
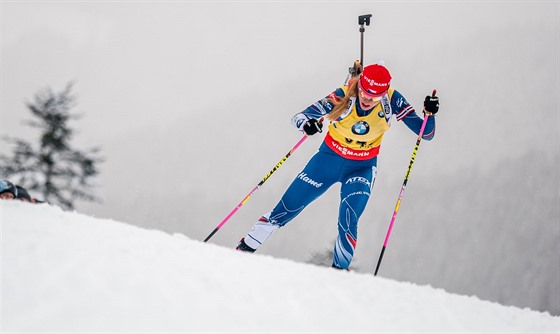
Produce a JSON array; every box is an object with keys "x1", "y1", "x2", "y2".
[{"x1": 358, "y1": 87, "x2": 383, "y2": 102}]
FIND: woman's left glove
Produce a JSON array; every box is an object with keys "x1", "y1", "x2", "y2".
[{"x1": 424, "y1": 94, "x2": 439, "y2": 115}]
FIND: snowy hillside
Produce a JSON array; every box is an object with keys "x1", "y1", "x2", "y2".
[{"x1": 2, "y1": 201, "x2": 558, "y2": 333}]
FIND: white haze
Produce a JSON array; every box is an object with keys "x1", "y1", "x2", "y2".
[{"x1": 1, "y1": 2, "x2": 558, "y2": 316}]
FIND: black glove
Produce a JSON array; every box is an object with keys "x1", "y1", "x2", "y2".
[
  {"x1": 302, "y1": 118, "x2": 323, "y2": 136},
  {"x1": 424, "y1": 94, "x2": 439, "y2": 115}
]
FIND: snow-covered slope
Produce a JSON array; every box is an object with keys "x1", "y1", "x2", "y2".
[{"x1": 2, "y1": 201, "x2": 558, "y2": 333}]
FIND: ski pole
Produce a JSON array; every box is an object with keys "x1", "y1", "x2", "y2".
[
  {"x1": 374, "y1": 90, "x2": 436, "y2": 276},
  {"x1": 203, "y1": 126, "x2": 318, "y2": 243}
]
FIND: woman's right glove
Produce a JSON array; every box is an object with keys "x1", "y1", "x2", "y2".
[{"x1": 302, "y1": 118, "x2": 323, "y2": 136}]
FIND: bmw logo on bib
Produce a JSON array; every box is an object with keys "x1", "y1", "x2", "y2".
[{"x1": 352, "y1": 121, "x2": 370, "y2": 135}]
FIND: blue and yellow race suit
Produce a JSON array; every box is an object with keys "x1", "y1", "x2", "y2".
[{"x1": 243, "y1": 85, "x2": 436, "y2": 269}]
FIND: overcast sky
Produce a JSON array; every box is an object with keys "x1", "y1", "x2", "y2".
[{"x1": 1, "y1": 1, "x2": 559, "y2": 314}]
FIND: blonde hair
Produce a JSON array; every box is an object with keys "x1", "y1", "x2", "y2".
[{"x1": 326, "y1": 78, "x2": 359, "y2": 121}]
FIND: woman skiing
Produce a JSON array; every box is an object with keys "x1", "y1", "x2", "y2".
[{"x1": 236, "y1": 62, "x2": 439, "y2": 270}]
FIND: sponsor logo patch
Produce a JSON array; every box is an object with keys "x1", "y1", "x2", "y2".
[
  {"x1": 297, "y1": 172, "x2": 323, "y2": 188},
  {"x1": 352, "y1": 121, "x2": 370, "y2": 135},
  {"x1": 345, "y1": 177, "x2": 372, "y2": 188}
]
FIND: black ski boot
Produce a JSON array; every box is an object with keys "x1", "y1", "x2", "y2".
[
  {"x1": 236, "y1": 238, "x2": 256, "y2": 253},
  {"x1": 332, "y1": 264, "x2": 350, "y2": 271}
]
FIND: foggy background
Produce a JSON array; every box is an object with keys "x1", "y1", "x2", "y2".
[{"x1": 1, "y1": 2, "x2": 558, "y2": 315}]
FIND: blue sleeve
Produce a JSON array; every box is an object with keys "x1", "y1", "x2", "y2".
[
  {"x1": 292, "y1": 87, "x2": 346, "y2": 130},
  {"x1": 391, "y1": 90, "x2": 436, "y2": 140}
]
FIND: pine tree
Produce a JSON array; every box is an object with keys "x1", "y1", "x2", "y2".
[{"x1": 1, "y1": 83, "x2": 103, "y2": 210}]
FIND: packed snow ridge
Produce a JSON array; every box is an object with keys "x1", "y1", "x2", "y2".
[{"x1": 2, "y1": 201, "x2": 558, "y2": 333}]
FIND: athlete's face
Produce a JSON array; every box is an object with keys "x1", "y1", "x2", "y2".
[
  {"x1": 358, "y1": 87, "x2": 382, "y2": 110},
  {"x1": 0, "y1": 192, "x2": 14, "y2": 200}
]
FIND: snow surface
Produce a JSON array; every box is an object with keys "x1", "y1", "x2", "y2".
[{"x1": 2, "y1": 201, "x2": 558, "y2": 333}]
